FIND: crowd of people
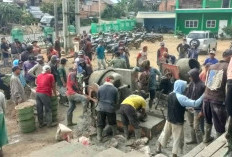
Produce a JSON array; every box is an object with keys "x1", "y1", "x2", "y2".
[{"x1": 1, "y1": 32, "x2": 232, "y2": 157}]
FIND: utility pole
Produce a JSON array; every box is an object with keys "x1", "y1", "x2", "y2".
[
  {"x1": 98, "y1": 0, "x2": 101, "y2": 23},
  {"x1": 54, "y1": 0, "x2": 58, "y2": 38},
  {"x1": 62, "y1": 0, "x2": 68, "y2": 53},
  {"x1": 75, "y1": 0, "x2": 80, "y2": 34}
]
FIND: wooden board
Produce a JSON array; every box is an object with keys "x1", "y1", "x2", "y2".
[
  {"x1": 195, "y1": 134, "x2": 227, "y2": 157},
  {"x1": 211, "y1": 143, "x2": 228, "y2": 157},
  {"x1": 183, "y1": 143, "x2": 208, "y2": 157}
]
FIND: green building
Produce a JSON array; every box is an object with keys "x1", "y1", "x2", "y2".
[{"x1": 175, "y1": 0, "x2": 232, "y2": 35}]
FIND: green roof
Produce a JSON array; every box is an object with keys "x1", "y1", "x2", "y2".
[{"x1": 176, "y1": 8, "x2": 232, "y2": 13}]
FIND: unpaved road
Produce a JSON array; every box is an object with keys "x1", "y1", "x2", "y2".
[{"x1": 2, "y1": 34, "x2": 231, "y2": 157}]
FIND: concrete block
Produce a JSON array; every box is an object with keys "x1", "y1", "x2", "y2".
[
  {"x1": 95, "y1": 147, "x2": 125, "y2": 157},
  {"x1": 28, "y1": 141, "x2": 97, "y2": 157},
  {"x1": 126, "y1": 151, "x2": 149, "y2": 157},
  {"x1": 116, "y1": 114, "x2": 165, "y2": 139}
]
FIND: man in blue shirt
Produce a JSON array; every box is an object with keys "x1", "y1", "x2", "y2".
[
  {"x1": 96, "y1": 41, "x2": 106, "y2": 70},
  {"x1": 203, "y1": 49, "x2": 218, "y2": 65}
]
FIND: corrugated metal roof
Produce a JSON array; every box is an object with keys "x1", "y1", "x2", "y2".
[{"x1": 136, "y1": 12, "x2": 176, "y2": 19}]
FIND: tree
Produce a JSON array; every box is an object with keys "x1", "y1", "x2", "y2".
[{"x1": 0, "y1": 2, "x2": 22, "y2": 26}]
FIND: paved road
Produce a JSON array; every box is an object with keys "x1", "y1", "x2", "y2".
[{"x1": 0, "y1": 26, "x2": 91, "y2": 43}]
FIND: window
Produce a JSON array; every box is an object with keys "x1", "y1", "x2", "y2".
[
  {"x1": 206, "y1": 20, "x2": 216, "y2": 28},
  {"x1": 185, "y1": 20, "x2": 198, "y2": 28}
]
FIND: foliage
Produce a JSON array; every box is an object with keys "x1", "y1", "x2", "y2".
[
  {"x1": 222, "y1": 25, "x2": 232, "y2": 38},
  {"x1": 40, "y1": 1, "x2": 63, "y2": 20},
  {"x1": 21, "y1": 10, "x2": 35, "y2": 25},
  {"x1": 0, "y1": 2, "x2": 22, "y2": 26},
  {"x1": 101, "y1": 5, "x2": 125, "y2": 19}
]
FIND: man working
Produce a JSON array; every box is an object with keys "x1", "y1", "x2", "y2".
[
  {"x1": 185, "y1": 68, "x2": 205, "y2": 144},
  {"x1": 157, "y1": 42, "x2": 168, "y2": 71},
  {"x1": 135, "y1": 60, "x2": 161, "y2": 111},
  {"x1": 156, "y1": 80, "x2": 204, "y2": 157},
  {"x1": 28, "y1": 55, "x2": 45, "y2": 79},
  {"x1": 36, "y1": 65, "x2": 57, "y2": 128},
  {"x1": 120, "y1": 94, "x2": 147, "y2": 140},
  {"x1": 84, "y1": 38, "x2": 93, "y2": 60},
  {"x1": 203, "y1": 49, "x2": 232, "y2": 142},
  {"x1": 96, "y1": 76, "x2": 118, "y2": 141},
  {"x1": 20, "y1": 45, "x2": 33, "y2": 62},
  {"x1": 10, "y1": 66, "x2": 26, "y2": 105},
  {"x1": 108, "y1": 52, "x2": 127, "y2": 69},
  {"x1": 57, "y1": 58, "x2": 68, "y2": 106},
  {"x1": 137, "y1": 46, "x2": 148, "y2": 67},
  {"x1": 188, "y1": 43, "x2": 199, "y2": 60},
  {"x1": 23, "y1": 55, "x2": 37, "y2": 87},
  {"x1": 176, "y1": 38, "x2": 190, "y2": 59},
  {"x1": 66, "y1": 71, "x2": 89, "y2": 126}
]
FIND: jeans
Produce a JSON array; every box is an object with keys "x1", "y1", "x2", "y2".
[
  {"x1": 3, "y1": 58, "x2": 9, "y2": 67},
  {"x1": 36, "y1": 93, "x2": 52, "y2": 126},
  {"x1": 120, "y1": 104, "x2": 140, "y2": 129},
  {"x1": 97, "y1": 59, "x2": 106, "y2": 70},
  {"x1": 97, "y1": 111, "x2": 116, "y2": 128},
  {"x1": 203, "y1": 101, "x2": 227, "y2": 133},
  {"x1": 67, "y1": 93, "x2": 88, "y2": 118}
]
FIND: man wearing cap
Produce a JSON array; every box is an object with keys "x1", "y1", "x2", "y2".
[
  {"x1": 188, "y1": 43, "x2": 199, "y2": 60},
  {"x1": 96, "y1": 75, "x2": 118, "y2": 141},
  {"x1": 137, "y1": 46, "x2": 148, "y2": 67},
  {"x1": 177, "y1": 38, "x2": 190, "y2": 59},
  {"x1": 66, "y1": 70, "x2": 89, "y2": 126},
  {"x1": 10, "y1": 66, "x2": 25, "y2": 105},
  {"x1": 57, "y1": 58, "x2": 68, "y2": 106},
  {"x1": 36, "y1": 65, "x2": 57, "y2": 127},
  {"x1": 32, "y1": 41, "x2": 41, "y2": 56},
  {"x1": 203, "y1": 49, "x2": 232, "y2": 143},
  {"x1": 203, "y1": 49, "x2": 218, "y2": 65},
  {"x1": 20, "y1": 45, "x2": 34, "y2": 62},
  {"x1": 28, "y1": 55, "x2": 45, "y2": 79},
  {"x1": 157, "y1": 42, "x2": 168, "y2": 71},
  {"x1": 13, "y1": 59, "x2": 26, "y2": 88},
  {"x1": 96, "y1": 41, "x2": 106, "y2": 70},
  {"x1": 23, "y1": 55, "x2": 37, "y2": 87},
  {"x1": 108, "y1": 52, "x2": 127, "y2": 69}
]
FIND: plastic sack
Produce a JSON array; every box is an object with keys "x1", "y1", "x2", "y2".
[{"x1": 55, "y1": 123, "x2": 73, "y2": 142}]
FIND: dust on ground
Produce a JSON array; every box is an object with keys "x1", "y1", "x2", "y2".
[{"x1": 2, "y1": 34, "x2": 231, "y2": 157}]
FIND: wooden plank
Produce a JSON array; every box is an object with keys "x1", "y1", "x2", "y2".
[
  {"x1": 183, "y1": 143, "x2": 208, "y2": 157},
  {"x1": 211, "y1": 143, "x2": 228, "y2": 157},
  {"x1": 196, "y1": 134, "x2": 227, "y2": 157}
]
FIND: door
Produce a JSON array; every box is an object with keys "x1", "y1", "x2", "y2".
[{"x1": 218, "y1": 20, "x2": 228, "y2": 37}]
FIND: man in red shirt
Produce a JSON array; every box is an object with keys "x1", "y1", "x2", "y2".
[
  {"x1": 36, "y1": 65, "x2": 57, "y2": 128},
  {"x1": 66, "y1": 71, "x2": 89, "y2": 126},
  {"x1": 157, "y1": 42, "x2": 168, "y2": 71},
  {"x1": 84, "y1": 38, "x2": 93, "y2": 61}
]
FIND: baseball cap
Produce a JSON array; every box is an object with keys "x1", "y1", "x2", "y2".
[
  {"x1": 160, "y1": 42, "x2": 165, "y2": 46},
  {"x1": 42, "y1": 65, "x2": 51, "y2": 73},
  {"x1": 209, "y1": 50, "x2": 216, "y2": 55},
  {"x1": 36, "y1": 55, "x2": 44, "y2": 61},
  {"x1": 222, "y1": 49, "x2": 232, "y2": 57}
]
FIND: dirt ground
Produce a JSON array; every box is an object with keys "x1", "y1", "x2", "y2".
[{"x1": 2, "y1": 34, "x2": 231, "y2": 157}]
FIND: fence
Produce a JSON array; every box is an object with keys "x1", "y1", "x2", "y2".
[{"x1": 91, "y1": 19, "x2": 136, "y2": 34}]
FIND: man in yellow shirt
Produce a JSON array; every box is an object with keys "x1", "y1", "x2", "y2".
[{"x1": 120, "y1": 95, "x2": 146, "y2": 139}]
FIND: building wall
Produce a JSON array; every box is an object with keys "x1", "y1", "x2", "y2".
[
  {"x1": 158, "y1": 0, "x2": 176, "y2": 12},
  {"x1": 144, "y1": 18, "x2": 175, "y2": 30},
  {"x1": 176, "y1": 13, "x2": 232, "y2": 34}
]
